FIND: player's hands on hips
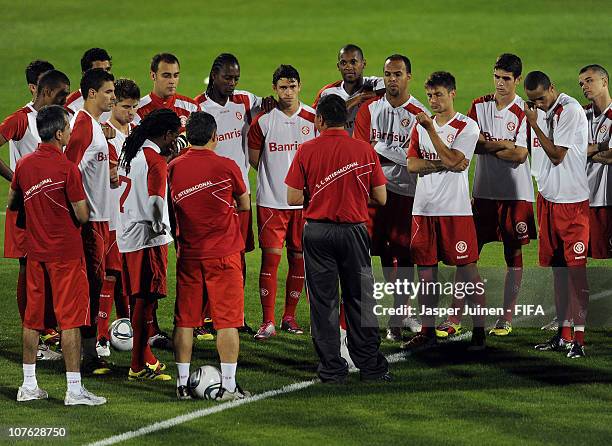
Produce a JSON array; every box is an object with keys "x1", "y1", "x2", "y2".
[
  {"x1": 346, "y1": 91, "x2": 377, "y2": 110},
  {"x1": 416, "y1": 112, "x2": 434, "y2": 131},
  {"x1": 261, "y1": 96, "x2": 278, "y2": 113},
  {"x1": 101, "y1": 123, "x2": 116, "y2": 140}
]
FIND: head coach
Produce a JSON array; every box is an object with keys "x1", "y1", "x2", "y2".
[{"x1": 285, "y1": 94, "x2": 390, "y2": 383}]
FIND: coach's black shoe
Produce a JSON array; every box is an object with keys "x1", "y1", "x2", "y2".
[
  {"x1": 361, "y1": 372, "x2": 393, "y2": 383},
  {"x1": 176, "y1": 385, "x2": 193, "y2": 400},
  {"x1": 467, "y1": 328, "x2": 486, "y2": 352},
  {"x1": 566, "y1": 341, "x2": 585, "y2": 359},
  {"x1": 534, "y1": 333, "x2": 571, "y2": 352},
  {"x1": 82, "y1": 356, "x2": 112, "y2": 375}
]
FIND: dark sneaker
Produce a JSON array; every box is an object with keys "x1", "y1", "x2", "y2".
[
  {"x1": 535, "y1": 333, "x2": 572, "y2": 351},
  {"x1": 566, "y1": 341, "x2": 585, "y2": 359},
  {"x1": 176, "y1": 385, "x2": 193, "y2": 400},
  {"x1": 82, "y1": 356, "x2": 112, "y2": 375},
  {"x1": 214, "y1": 384, "x2": 251, "y2": 401},
  {"x1": 400, "y1": 334, "x2": 436, "y2": 352},
  {"x1": 148, "y1": 331, "x2": 173, "y2": 350},
  {"x1": 361, "y1": 372, "x2": 393, "y2": 382},
  {"x1": 281, "y1": 316, "x2": 304, "y2": 334}
]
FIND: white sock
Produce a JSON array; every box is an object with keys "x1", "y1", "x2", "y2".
[
  {"x1": 176, "y1": 362, "x2": 190, "y2": 387},
  {"x1": 66, "y1": 372, "x2": 82, "y2": 394},
  {"x1": 22, "y1": 363, "x2": 37, "y2": 390},
  {"x1": 220, "y1": 362, "x2": 237, "y2": 392}
]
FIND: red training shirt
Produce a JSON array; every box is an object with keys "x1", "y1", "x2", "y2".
[
  {"x1": 10, "y1": 143, "x2": 86, "y2": 262},
  {"x1": 285, "y1": 128, "x2": 386, "y2": 223},
  {"x1": 168, "y1": 149, "x2": 246, "y2": 259}
]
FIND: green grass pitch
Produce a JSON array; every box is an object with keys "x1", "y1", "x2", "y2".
[{"x1": 0, "y1": 0, "x2": 611, "y2": 444}]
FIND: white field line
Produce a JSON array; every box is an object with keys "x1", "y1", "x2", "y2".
[
  {"x1": 87, "y1": 334, "x2": 470, "y2": 446},
  {"x1": 78, "y1": 290, "x2": 612, "y2": 445}
]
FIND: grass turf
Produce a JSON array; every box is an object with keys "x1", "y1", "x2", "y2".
[{"x1": 0, "y1": 0, "x2": 612, "y2": 444}]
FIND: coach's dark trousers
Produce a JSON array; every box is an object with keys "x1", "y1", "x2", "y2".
[{"x1": 303, "y1": 220, "x2": 388, "y2": 382}]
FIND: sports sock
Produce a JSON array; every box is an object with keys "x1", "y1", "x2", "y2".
[
  {"x1": 22, "y1": 363, "x2": 37, "y2": 390},
  {"x1": 573, "y1": 326, "x2": 585, "y2": 345},
  {"x1": 417, "y1": 267, "x2": 439, "y2": 329},
  {"x1": 569, "y1": 265, "x2": 589, "y2": 332},
  {"x1": 176, "y1": 362, "x2": 190, "y2": 387},
  {"x1": 283, "y1": 254, "x2": 304, "y2": 320},
  {"x1": 97, "y1": 277, "x2": 115, "y2": 341},
  {"x1": 220, "y1": 362, "x2": 237, "y2": 392},
  {"x1": 259, "y1": 252, "x2": 281, "y2": 323},
  {"x1": 16, "y1": 266, "x2": 27, "y2": 322},
  {"x1": 339, "y1": 303, "x2": 347, "y2": 330},
  {"x1": 113, "y1": 276, "x2": 130, "y2": 319},
  {"x1": 560, "y1": 321, "x2": 572, "y2": 342},
  {"x1": 552, "y1": 267, "x2": 570, "y2": 322},
  {"x1": 66, "y1": 372, "x2": 82, "y2": 394},
  {"x1": 82, "y1": 337, "x2": 97, "y2": 360},
  {"x1": 131, "y1": 299, "x2": 153, "y2": 372},
  {"x1": 149, "y1": 301, "x2": 161, "y2": 337}
]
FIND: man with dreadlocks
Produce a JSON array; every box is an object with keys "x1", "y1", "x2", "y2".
[
  {"x1": 116, "y1": 108, "x2": 180, "y2": 381},
  {"x1": 193, "y1": 53, "x2": 275, "y2": 339}
]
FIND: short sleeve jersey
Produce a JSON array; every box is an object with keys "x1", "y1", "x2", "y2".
[
  {"x1": 135, "y1": 92, "x2": 200, "y2": 132},
  {"x1": 195, "y1": 90, "x2": 262, "y2": 191},
  {"x1": 408, "y1": 112, "x2": 480, "y2": 216},
  {"x1": 248, "y1": 104, "x2": 317, "y2": 209},
  {"x1": 353, "y1": 94, "x2": 430, "y2": 197},
  {"x1": 468, "y1": 94, "x2": 534, "y2": 202},
  {"x1": 116, "y1": 139, "x2": 173, "y2": 252},
  {"x1": 285, "y1": 129, "x2": 386, "y2": 223},
  {"x1": 65, "y1": 109, "x2": 111, "y2": 221},
  {"x1": 584, "y1": 102, "x2": 612, "y2": 206},
  {"x1": 530, "y1": 93, "x2": 589, "y2": 203},
  {"x1": 104, "y1": 122, "x2": 133, "y2": 231},
  {"x1": 312, "y1": 76, "x2": 384, "y2": 136},
  {"x1": 10, "y1": 143, "x2": 86, "y2": 262},
  {"x1": 0, "y1": 105, "x2": 40, "y2": 170},
  {"x1": 168, "y1": 149, "x2": 246, "y2": 259}
]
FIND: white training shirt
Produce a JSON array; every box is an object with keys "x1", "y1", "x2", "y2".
[
  {"x1": 0, "y1": 104, "x2": 40, "y2": 170},
  {"x1": 66, "y1": 109, "x2": 111, "y2": 221},
  {"x1": 584, "y1": 102, "x2": 612, "y2": 206},
  {"x1": 104, "y1": 122, "x2": 133, "y2": 232},
  {"x1": 408, "y1": 112, "x2": 480, "y2": 216},
  {"x1": 116, "y1": 139, "x2": 173, "y2": 253},
  {"x1": 353, "y1": 94, "x2": 430, "y2": 197},
  {"x1": 196, "y1": 90, "x2": 262, "y2": 192},
  {"x1": 248, "y1": 104, "x2": 317, "y2": 209},
  {"x1": 469, "y1": 94, "x2": 534, "y2": 202},
  {"x1": 530, "y1": 93, "x2": 589, "y2": 204}
]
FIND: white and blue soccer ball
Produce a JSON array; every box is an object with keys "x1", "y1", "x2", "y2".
[
  {"x1": 109, "y1": 318, "x2": 133, "y2": 352},
  {"x1": 188, "y1": 365, "x2": 222, "y2": 400}
]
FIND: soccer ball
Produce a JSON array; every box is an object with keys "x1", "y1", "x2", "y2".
[
  {"x1": 188, "y1": 365, "x2": 222, "y2": 400},
  {"x1": 109, "y1": 318, "x2": 133, "y2": 351}
]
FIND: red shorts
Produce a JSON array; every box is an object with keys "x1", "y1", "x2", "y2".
[
  {"x1": 537, "y1": 195, "x2": 589, "y2": 267},
  {"x1": 82, "y1": 221, "x2": 109, "y2": 295},
  {"x1": 367, "y1": 190, "x2": 413, "y2": 258},
  {"x1": 410, "y1": 215, "x2": 479, "y2": 266},
  {"x1": 239, "y1": 207, "x2": 255, "y2": 252},
  {"x1": 588, "y1": 206, "x2": 612, "y2": 259},
  {"x1": 175, "y1": 252, "x2": 244, "y2": 329},
  {"x1": 4, "y1": 209, "x2": 26, "y2": 258},
  {"x1": 25, "y1": 257, "x2": 90, "y2": 331},
  {"x1": 257, "y1": 206, "x2": 304, "y2": 251},
  {"x1": 122, "y1": 244, "x2": 168, "y2": 299},
  {"x1": 104, "y1": 230, "x2": 122, "y2": 273},
  {"x1": 473, "y1": 198, "x2": 537, "y2": 247}
]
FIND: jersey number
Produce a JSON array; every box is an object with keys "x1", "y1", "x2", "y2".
[{"x1": 119, "y1": 175, "x2": 132, "y2": 213}]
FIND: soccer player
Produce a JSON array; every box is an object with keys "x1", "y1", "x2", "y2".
[
  {"x1": 404, "y1": 71, "x2": 487, "y2": 351},
  {"x1": 312, "y1": 44, "x2": 384, "y2": 135},
  {"x1": 65, "y1": 68, "x2": 116, "y2": 374},
  {"x1": 136, "y1": 53, "x2": 199, "y2": 347},
  {"x1": 193, "y1": 53, "x2": 274, "y2": 340},
  {"x1": 579, "y1": 65, "x2": 612, "y2": 259},
  {"x1": 353, "y1": 54, "x2": 429, "y2": 341},
  {"x1": 169, "y1": 111, "x2": 251, "y2": 400},
  {"x1": 136, "y1": 52, "x2": 199, "y2": 132},
  {"x1": 524, "y1": 71, "x2": 590, "y2": 358},
  {"x1": 117, "y1": 108, "x2": 179, "y2": 381},
  {"x1": 0, "y1": 70, "x2": 71, "y2": 360},
  {"x1": 436, "y1": 54, "x2": 535, "y2": 338},
  {"x1": 95, "y1": 78, "x2": 140, "y2": 357},
  {"x1": 25, "y1": 60, "x2": 55, "y2": 98},
  {"x1": 248, "y1": 64, "x2": 316, "y2": 340},
  {"x1": 9, "y1": 104, "x2": 106, "y2": 405},
  {"x1": 65, "y1": 48, "x2": 112, "y2": 121}
]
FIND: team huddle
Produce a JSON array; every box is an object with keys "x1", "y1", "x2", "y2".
[{"x1": 2, "y1": 44, "x2": 610, "y2": 404}]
